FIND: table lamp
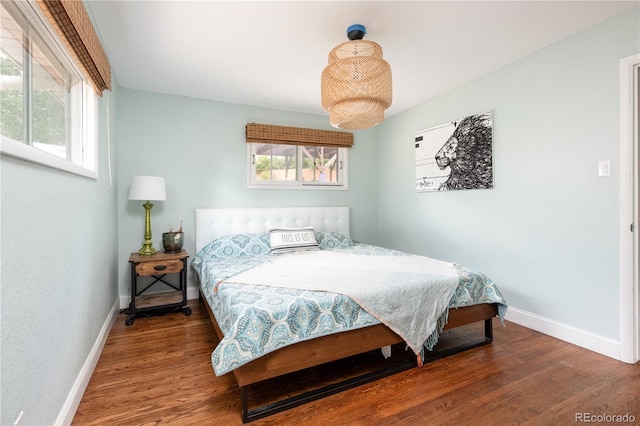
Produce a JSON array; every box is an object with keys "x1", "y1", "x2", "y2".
[{"x1": 128, "y1": 176, "x2": 166, "y2": 255}]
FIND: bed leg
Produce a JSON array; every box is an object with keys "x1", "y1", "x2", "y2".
[
  {"x1": 422, "y1": 317, "x2": 494, "y2": 364},
  {"x1": 241, "y1": 387, "x2": 249, "y2": 423},
  {"x1": 485, "y1": 317, "x2": 493, "y2": 341}
]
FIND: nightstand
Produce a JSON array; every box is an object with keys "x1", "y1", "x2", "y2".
[{"x1": 125, "y1": 250, "x2": 191, "y2": 326}]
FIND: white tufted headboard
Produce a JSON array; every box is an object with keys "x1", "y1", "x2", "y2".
[{"x1": 195, "y1": 206, "x2": 350, "y2": 252}]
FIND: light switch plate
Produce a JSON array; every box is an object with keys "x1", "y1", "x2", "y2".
[{"x1": 598, "y1": 160, "x2": 611, "y2": 177}]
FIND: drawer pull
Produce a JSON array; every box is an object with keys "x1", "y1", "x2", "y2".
[{"x1": 154, "y1": 265, "x2": 167, "y2": 271}]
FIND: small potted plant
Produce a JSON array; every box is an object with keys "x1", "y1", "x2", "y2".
[{"x1": 162, "y1": 220, "x2": 184, "y2": 253}]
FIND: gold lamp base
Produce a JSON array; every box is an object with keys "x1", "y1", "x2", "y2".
[
  {"x1": 138, "y1": 201, "x2": 157, "y2": 255},
  {"x1": 138, "y1": 241, "x2": 157, "y2": 256}
]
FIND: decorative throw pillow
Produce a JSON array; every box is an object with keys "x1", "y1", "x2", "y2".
[
  {"x1": 268, "y1": 227, "x2": 319, "y2": 254},
  {"x1": 197, "y1": 233, "x2": 270, "y2": 258},
  {"x1": 315, "y1": 231, "x2": 355, "y2": 249}
]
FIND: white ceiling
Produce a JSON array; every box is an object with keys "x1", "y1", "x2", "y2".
[{"x1": 86, "y1": 1, "x2": 637, "y2": 120}]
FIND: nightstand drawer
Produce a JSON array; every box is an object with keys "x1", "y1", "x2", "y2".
[{"x1": 135, "y1": 259, "x2": 184, "y2": 276}]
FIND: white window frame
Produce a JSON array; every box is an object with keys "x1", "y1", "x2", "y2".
[
  {"x1": 0, "y1": 0, "x2": 98, "y2": 179},
  {"x1": 247, "y1": 143, "x2": 349, "y2": 190}
]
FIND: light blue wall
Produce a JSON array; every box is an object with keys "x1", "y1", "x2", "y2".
[
  {"x1": 0, "y1": 87, "x2": 119, "y2": 425},
  {"x1": 1, "y1": 7, "x2": 636, "y2": 425},
  {"x1": 377, "y1": 8, "x2": 640, "y2": 339},
  {"x1": 116, "y1": 91, "x2": 379, "y2": 296}
]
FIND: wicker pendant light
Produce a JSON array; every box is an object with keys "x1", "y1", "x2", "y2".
[{"x1": 321, "y1": 24, "x2": 392, "y2": 130}]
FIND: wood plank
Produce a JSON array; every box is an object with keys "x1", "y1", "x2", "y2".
[
  {"x1": 73, "y1": 300, "x2": 640, "y2": 425},
  {"x1": 445, "y1": 303, "x2": 497, "y2": 329},
  {"x1": 134, "y1": 291, "x2": 184, "y2": 308},
  {"x1": 129, "y1": 249, "x2": 188, "y2": 264}
]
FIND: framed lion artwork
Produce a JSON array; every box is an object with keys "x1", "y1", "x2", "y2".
[{"x1": 415, "y1": 111, "x2": 493, "y2": 192}]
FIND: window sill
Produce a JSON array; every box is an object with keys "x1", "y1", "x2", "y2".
[
  {"x1": 247, "y1": 182, "x2": 348, "y2": 191},
  {"x1": 1, "y1": 137, "x2": 97, "y2": 179}
]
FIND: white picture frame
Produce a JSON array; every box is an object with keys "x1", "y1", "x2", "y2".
[{"x1": 415, "y1": 111, "x2": 493, "y2": 192}]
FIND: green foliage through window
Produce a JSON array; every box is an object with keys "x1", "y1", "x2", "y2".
[{"x1": 250, "y1": 143, "x2": 345, "y2": 187}]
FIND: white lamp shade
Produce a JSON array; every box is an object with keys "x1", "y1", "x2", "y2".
[{"x1": 128, "y1": 176, "x2": 166, "y2": 201}]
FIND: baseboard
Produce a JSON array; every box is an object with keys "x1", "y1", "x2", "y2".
[
  {"x1": 118, "y1": 286, "x2": 200, "y2": 309},
  {"x1": 55, "y1": 298, "x2": 120, "y2": 426},
  {"x1": 505, "y1": 307, "x2": 622, "y2": 361}
]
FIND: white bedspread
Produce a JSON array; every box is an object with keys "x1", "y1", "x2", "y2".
[{"x1": 224, "y1": 250, "x2": 459, "y2": 356}]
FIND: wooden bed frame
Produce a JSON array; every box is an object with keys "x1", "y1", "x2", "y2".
[{"x1": 195, "y1": 207, "x2": 499, "y2": 422}]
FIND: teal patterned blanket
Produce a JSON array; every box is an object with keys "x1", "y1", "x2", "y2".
[{"x1": 192, "y1": 232, "x2": 508, "y2": 376}]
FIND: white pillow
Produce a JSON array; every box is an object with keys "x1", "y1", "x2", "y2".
[{"x1": 268, "y1": 227, "x2": 319, "y2": 254}]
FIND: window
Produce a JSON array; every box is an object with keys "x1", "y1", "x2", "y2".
[
  {"x1": 249, "y1": 143, "x2": 348, "y2": 189},
  {"x1": 246, "y1": 123, "x2": 353, "y2": 190},
  {"x1": 0, "y1": 1, "x2": 99, "y2": 178}
]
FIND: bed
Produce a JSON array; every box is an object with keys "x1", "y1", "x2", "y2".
[{"x1": 193, "y1": 206, "x2": 507, "y2": 422}]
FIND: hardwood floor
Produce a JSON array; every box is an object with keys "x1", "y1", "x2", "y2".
[{"x1": 73, "y1": 300, "x2": 640, "y2": 425}]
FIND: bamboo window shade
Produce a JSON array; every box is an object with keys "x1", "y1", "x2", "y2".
[
  {"x1": 36, "y1": 0, "x2": 111, "y2": 95},
  {"x1": 246, "y1": 123, "x2": 354, "y2": 148}
]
